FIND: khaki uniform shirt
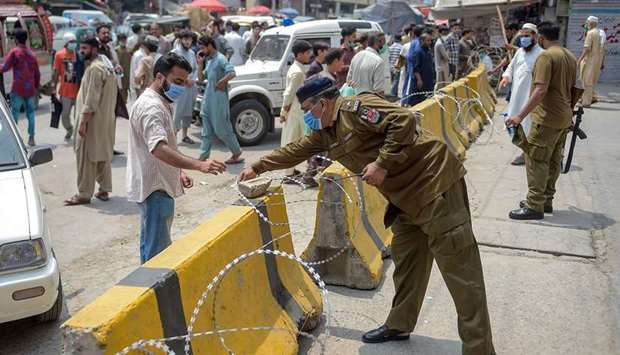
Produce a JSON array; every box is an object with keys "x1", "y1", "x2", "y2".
[
  {"x1": 531, "y1": 46, "x2": 577, "y2": 129},
  {"x1": 75, "y1": 55, "x2": 117, "y2": 162},
  {"x1": 252, "y1": 93, "x2": 466, "y2": 218}
]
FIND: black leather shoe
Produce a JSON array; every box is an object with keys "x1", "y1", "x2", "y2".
[
  {"x1": 519, "y1": 200, "x2": 552, "y2": 213},
  {"x1": 362, "y1": 325, "x2": 410, "y2": 343},
  {"x1": 509, "y1": 207, "x2": 544, "y2": 220}
]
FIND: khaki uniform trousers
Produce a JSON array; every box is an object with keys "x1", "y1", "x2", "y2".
[
  {"x1": 385, "y1": 179, "x2": 495, "y2": 355},
  {"x1": 76, "y1": 140, "x2": 112, "y2": 200},
  {"x1": 524, "y1": 123, "x2": 568, "y2": 212}
]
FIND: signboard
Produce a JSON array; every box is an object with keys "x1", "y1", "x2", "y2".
[{"x1": 567, "y1": 0, "x2": 620, "y2": 83}]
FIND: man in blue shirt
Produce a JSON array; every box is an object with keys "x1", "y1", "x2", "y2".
[
  {"x1": 410, "y1": 33, "x2": 435, "y2": 106},
  {"x1": 402, "y1": 26, "x2": 422, "y2": 106}
]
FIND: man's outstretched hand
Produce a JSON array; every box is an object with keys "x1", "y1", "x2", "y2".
[
  {"x1": 198, "y1": 159, "x2": 226, "y2": 175},
  {"x1": 362, "y1": 162, "x2": 387, "y2": 187},
  {"x1": 239, "y1": 167, "x2": 258, "y2": 181}
]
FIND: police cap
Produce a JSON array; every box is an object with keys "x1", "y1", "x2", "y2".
[{"x1": 296, "y1": 77, "x2": 335, "y2": 104}]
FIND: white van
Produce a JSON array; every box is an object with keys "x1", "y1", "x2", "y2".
[{"x1": 223, "y1": 19, "x2": 383, "y2": 145}]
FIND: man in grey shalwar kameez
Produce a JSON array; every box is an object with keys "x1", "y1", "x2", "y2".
[
  {"x1": 64, "y1": 37, "x2": 118, "y2": 205},
  {"x1": 172, "y1": 30, "x2": 199, "y2": 144}
]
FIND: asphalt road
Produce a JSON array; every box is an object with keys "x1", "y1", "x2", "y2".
[{"x1": 1, "y1": 85, "x2": 619, "y2": 355}]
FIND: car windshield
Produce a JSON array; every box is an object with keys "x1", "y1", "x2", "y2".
[
  {"x1": 0, "y1": 112, "x2": 26, "y2": 171},
  {"x1": 250, "y1": 35, "x2": 290, "y2": 62}
]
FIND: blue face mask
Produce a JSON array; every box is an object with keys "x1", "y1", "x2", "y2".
[
  {"x1": 163, "y1": 80, "x2": 186, "y2": 102},
  {"x1": 303, "y1": 101, "x2": 323, "y2": 130},
  {"x1": 67, "y1": 42, "x2": 78, "y2": 51},
  {"x1": 519, "y1": 36, "x2": 532, "y2": 48}
]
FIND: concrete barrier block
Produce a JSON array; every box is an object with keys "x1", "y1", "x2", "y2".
[
  {"x1": 302, "y1": 163, "x2": 392, "y2": 290},
  {"x1": 62, "y1": 186, "x2": 322, "y2": 355}
]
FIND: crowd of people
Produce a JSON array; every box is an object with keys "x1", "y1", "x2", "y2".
[
  {"x1": 0, "y1": 16, "x2": 608, "y2": 347},
  {"x1": 272, "y1": 22, "x2": 488, "y2": 186}
]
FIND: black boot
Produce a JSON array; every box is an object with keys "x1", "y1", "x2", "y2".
[
  {"x1": 362, "y1": 325, "x2": 410, "y2": 343},
  {"x1": 509, "y1": 207, "x2": 544, "y2": 220},
  {"x1": 520, "y1": 200, "x2": 552, "y2": 213}
]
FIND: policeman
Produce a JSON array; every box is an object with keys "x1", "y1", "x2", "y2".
[
  {"x1": 506, "y1": 21, "x2": 578, "y2": 220},
  {"x1": 239, "y1": 77, "x2": 495, "y2": 355}
]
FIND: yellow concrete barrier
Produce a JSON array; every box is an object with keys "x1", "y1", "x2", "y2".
[
  {"x1": 415, "y1": 98, "x2": 443, "y2": 140},
  {"x1": 453, "y1": 78, "x2": 483, "y2": 139},
  {"x1": 302, "y1": 162, "x2": 392, "y2": 290},
  {"x1": 467, "y1": 66, "x2": 497, "y2": 117},
  {"x1": 62, "y1": 186, "x2": 322, "y2": 354},
  {"x1": 409, "y1": 64, "x2": 495, "y2": 160}
]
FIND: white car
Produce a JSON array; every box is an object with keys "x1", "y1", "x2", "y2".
[
  {"x1": 206, "y1": 19, "x2": 382, "y2": 146},
  {"x1": 0, "y1": 96, "x2": 62, "y2": 324}
]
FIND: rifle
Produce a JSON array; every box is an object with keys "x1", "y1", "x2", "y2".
[{"x1": 562, "y1": 106, "x2": 587, "y2": 174}]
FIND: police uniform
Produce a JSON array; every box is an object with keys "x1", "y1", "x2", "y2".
[
  {"x1": 510, "y1": 45, "x2": 577, "y2": 219},
  {"x1": 251, "y1": 83, "x2": 495, "y2": 355}
]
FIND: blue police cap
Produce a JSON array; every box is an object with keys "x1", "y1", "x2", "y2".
[{"x1": 296, "y1": 77, "x2": 335, "y2": 104}]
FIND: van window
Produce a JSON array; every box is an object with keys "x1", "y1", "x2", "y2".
[
  {"x1": 251, "y1": 34, "x2": 290, "y2": 62},
  {"x1": 4, "y1": 18, "x2": 20, "y2": 49},
  {"x1": 298, "y1": 37, "x2": 331, "y2": 47},
  {"x1": 3, "y1": 17, "x2": 44, "y2": 51},
  {"x1": 338, "y1": 21, "x2": 372, "y2": 30},
  {"x1": 23, "y1": 17, "x2": 45, "y2": 50}
]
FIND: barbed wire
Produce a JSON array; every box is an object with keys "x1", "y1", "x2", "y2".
[{"x1": 65, "y1": 78, "x2": 499, "y2": 355}]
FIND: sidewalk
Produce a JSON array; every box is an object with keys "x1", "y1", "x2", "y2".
[{"x1": 298, "y1": 91, "x2": 619, "y2": 354}]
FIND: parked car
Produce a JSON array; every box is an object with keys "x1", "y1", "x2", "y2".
[
  {"x1": 62, "y1": 10, "x2": 113, "y2": 27},
  {"x1": 195, "y1": 19, "x2": 382, "y2": 146},
  {"x1": 49, "y1": 16, "x2": 72, "y2": 33},
  {"x1": 123, "y1": 13, "x2": 158, "y2": 26},
  {"x1": 0, "y1": 94, "x2": 61, "y2": 324},
  {"x1": 221, "y1": 15, "x2": 277, "y2": 37}
]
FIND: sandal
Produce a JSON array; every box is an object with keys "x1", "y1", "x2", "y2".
[
  {"x1": 94, "y1": 192, "x2": 110, "y2": 201},
  {"x1": 225, "y1": 154, "x2": 245, "y2": 165},
  {"x1": 182, "y1": 136, "x2": 196, "y2": 145},
  {"x1": 64, "y1": 195, "x2": 91, "y2": 206}
]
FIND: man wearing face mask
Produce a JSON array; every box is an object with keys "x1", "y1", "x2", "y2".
[
  {"x1": 499, "y1": 23, "x2": 543, "y2": 166},
  {"x1": 347, "y1": 33, "x2": 387, "y2": 94},
  {"x1": 127, "y1": 53, "x2": 226, "y2": 263},
  {"x1": 506, "y1": 22, "x2": 577, "y2": 220},
  {"x1": 52, "y1": 32, "x2": 80, "y2": 142},
  {"x1": 172, "y1": 30, "x2": 199, "y2": 144},
  {"x1": 64, "y1": 36, "x2": 118, "y2": 206},
  {"x1": 410, "y1": 33, "x2": 435, "y2": 106},
  {"x1": 197, "y1": 35, "x2": 243, "y2": 164},
  {"x1": 239, "y1": 77, "x2": 495, "y2": 354}
]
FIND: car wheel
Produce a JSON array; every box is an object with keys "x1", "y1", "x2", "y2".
[
  {"x1": 37, "y1": 279, "x2": 63, "y2": 323},
  {"x1": 230, "y1": 99, "x2": 270, "y2": 146}
]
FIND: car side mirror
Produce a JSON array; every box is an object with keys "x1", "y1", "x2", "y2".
[{"x1": 29, "y1": 147, "x2": 53, "y2": 166}]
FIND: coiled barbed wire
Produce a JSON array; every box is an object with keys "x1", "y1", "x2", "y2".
[{"x1": 65, "y1": 76, "x2": 499, "y2": 355}]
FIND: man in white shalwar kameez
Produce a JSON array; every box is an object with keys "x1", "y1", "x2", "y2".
[
  {"x1": 500, "y1": 23, "x2": 543, "y2": 165},
  {"x1": 578, "y1": 16, "x2": 602, "y2": 107}
]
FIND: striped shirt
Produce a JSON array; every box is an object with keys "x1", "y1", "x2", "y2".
[
  {"x1": 126, "y1": 88, "x2": 183, "y2": 203},
  {"x1": 445, "y1": 32, "x2": 460, "y2": 66},
  {"x1": 388, "y1": 42, "x2": 403, "y2": 72}
]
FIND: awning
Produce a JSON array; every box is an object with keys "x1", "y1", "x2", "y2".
[{"x1": 431, "y1": 0, "x2": 539, "y2": 19}]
